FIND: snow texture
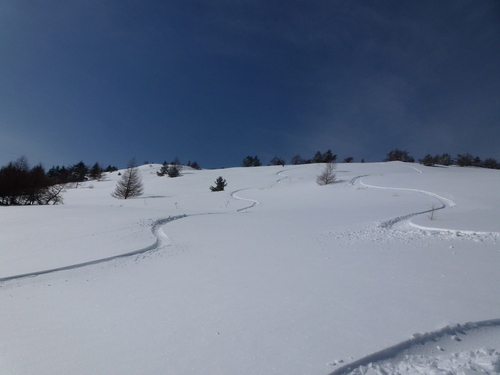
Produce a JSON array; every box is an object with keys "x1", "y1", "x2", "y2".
[{"x1": 0, "y1": 162, "x2": 499, "y2": 375}]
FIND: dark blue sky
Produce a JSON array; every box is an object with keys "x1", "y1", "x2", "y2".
[{"x1": 1, "y1": 1, "x2": 499, "y2": 168}]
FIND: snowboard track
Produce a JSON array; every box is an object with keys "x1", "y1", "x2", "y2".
[
  {"x1": 327, "y1": 318, "x2": 500, "y2": 375},
  {"x1": 0, "y1": 214, "x2": 188, "y2": 283}
]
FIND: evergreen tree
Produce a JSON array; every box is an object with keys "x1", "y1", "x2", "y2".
[
  {"x1": 157, "y1": 162, "x2": 169, "y2": 176},
  {"x1": 384, "y1": 149, "x2": 413, "y2": 162},
  {"x1": 312, "y1": 151, "x2": 323, "y2": 163},
  {"x1": 210, "y1": 176, "x2": 227, "y2": 192},
  {"x1": 419, "y1": 154, "x2": 435, "y2": 166},
  {"x1": 105, "y1": 165, "x2": 118, "y2": 173},
  {"x1": 242, "y1": 156, "x2": 261, "y2": 167},
  {"x1": 166, "y1": 165, "x2": 180, "y2": 178},
  {"x1": 438, "y1": 154, "x2": 453, "y2": 166},
  {"x1": 322, "y1": 150, "x2": 337, "y2": 163},
  {"x1": 157, "y1": 162, "x2": 181, "y2": 178},
  {"x1": 242, "y1": 156, "x2": 253, "y2": 167},
  {"x1": 189, "y1": 161, "x2": 201, "y2": 170},
  {"x1": 89, "y1": 162, "x2": 103, "y2": 180},
  {"x1": 456, "y1": 153, "x2": 474, "y2": 167},
  {"x1": 483, "y1": 158, "x2": 498, "y2": 169},
  {"x1": 69, "y1": 161, "x2": 89, "y2": 182}
]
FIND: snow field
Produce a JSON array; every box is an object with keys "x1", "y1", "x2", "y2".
[{"x1": 0, "y1": 162, "x2": 499, "y2": 375}]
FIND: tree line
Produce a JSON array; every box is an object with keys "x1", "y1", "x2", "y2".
[
  {"x1": 384, "y1": 149, "x2": 499, "y2": 169},
  {"x1": 0, "y1": 157, "x2": 118, "y2": 205},
  {"x1": 243, "y1": 150, "x2": 348, "y2": 167}
]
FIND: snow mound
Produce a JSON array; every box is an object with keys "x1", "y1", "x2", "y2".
[
  {"x1": 329, "y1": 320, "x2": 500, "y2": 375},
  {"x1": 353, "y1": 348, "x2": 500, "y2": 375}
]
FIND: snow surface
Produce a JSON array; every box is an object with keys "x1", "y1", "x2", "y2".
[{"x1": 0, "y1": 162, "x2": 499, "y2": 375}]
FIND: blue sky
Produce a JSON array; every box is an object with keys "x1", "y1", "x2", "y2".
[{"x1": 1, "y1": 1, "x2": 499, "y2": 169}]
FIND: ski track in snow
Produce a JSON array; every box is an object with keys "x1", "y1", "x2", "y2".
[
  {"x1": 349, "y1": 172, "x2": 455, "y2": 230},
  {"x1": 1, "y1": 171, "x2": 272, "y2": 283},
  {"x1": 339, "y1": 169, "x2": 500, "y2": 375},
  {"x1": 1, "y1": 172, "x2": 269, "y2": 283},
  {"x1": 3, "y1": 166, "x2": 499, "y2": 375},
  {"x1": 276, "y1": 169, "x2": 291, "y2": 183},
  {"x1": 0, "y1": 215, "x2": 188, "y2": 283},
  {"x1": 231, "y1": 189, "x2": 260, "y2": 212},
  {"x1": 349, "y1": 172, "x2": 500, "y2": 239},
  {"x1": 327, "y1": 319, "x2": 500, "y2": 375},
  {"x1": 230, "y1": 168, "x2": 292, "y2": 212}
]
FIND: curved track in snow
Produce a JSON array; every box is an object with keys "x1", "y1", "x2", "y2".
[
  {"x1": 327, "y1": 319, "x2": 500, "y2": 375},
  {"x1": 0, "y1": 215, "x2": 188, "y2": 283},
  {"x1": 231, "y1": 189, "x2": 260, "y2": 212},
  {"x1": 276, "y1": 169, "x2": 291, "y2": 184},
  {"x1": 2, "y1": 175, "x2": 271, "y2": 283},
  {"x1": 350, "y1": 171, "x2": 500, "y2": 241},
  {"x1": 230, "y1": 168, "x2": 293, "y2": 212},
  {"x1": 350, "y1": 173, "x2": 455, "y2": 230}
]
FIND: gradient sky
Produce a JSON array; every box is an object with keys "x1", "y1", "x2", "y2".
[{"x1": 1, "y1": 1, "x2": 499, "y2": 169}]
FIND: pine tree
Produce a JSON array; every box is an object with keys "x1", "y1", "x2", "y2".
[
  {"x1": 111, "y1": 159, "x2": 144, "y2": 199},
  {"x1": 419, "y1": 154, "x2": 435, "y2": 166},
  {"x1": 384, "y1": 149, "x2": 413, "y2": 162},
  {"x1": 69, "y1": 161, "x2": 89, "y2": 182},
  {"x1": 242, "y1": 156, "x2": 261, "y2": 167},
  {"x1": 312, "y1": 151, "x2": 323, "y2": 163},
  {"x1": 157, "y1": 162, "x2": 181, "y2": 177},
  {"x1": 210, "y1": 176, "x2": 227, "y2": 192},
  {"x1": 89, "y1": 162, "x2": 103, "y2": 180},
  {"x1": 322, "y1": 150, "x2": 337, "y2": 163}
]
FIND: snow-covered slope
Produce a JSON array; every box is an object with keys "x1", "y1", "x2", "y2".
[{"x1": 1, "y1": 162, "x2": 499, "y2": 375}]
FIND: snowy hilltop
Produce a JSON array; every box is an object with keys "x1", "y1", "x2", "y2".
[{"x1": 1, "y1": 162, "x2": 499, "y2": 375}]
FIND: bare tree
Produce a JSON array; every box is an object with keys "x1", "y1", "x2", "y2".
[
  {"x1": 269, "y1": 156, "x2": 285, "y2": 166},
  {"x1": 343, "y1": 156, "x2": 354, "y2": 163},
  {"x1": 111, "y1": 159, "x2": 144, "y2": 199},
  {"x1": 40, "y1": 183, "x2": 67, "y2": 205},
  {"x1": 290, "y1": 154, "x2": 305, "y2": 165},
  {"x1": 316, "y1": 162, "x2": 337, "y2": 185}
]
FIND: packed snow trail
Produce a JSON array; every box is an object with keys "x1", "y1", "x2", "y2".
[
  {"x1": 0, "y1": 215, "x2": 187, "y2": 283},
  {"x1": 327, "y1": 319, "x2": 500, "y2": 375}
]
